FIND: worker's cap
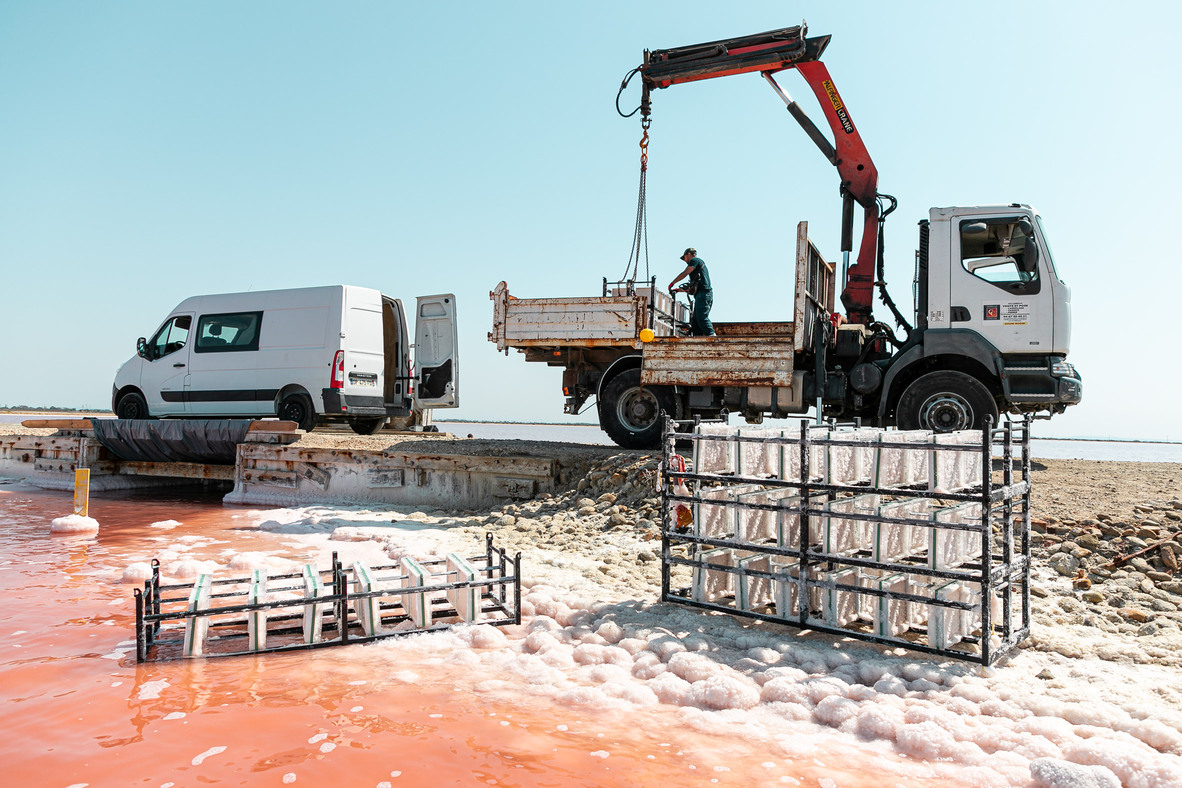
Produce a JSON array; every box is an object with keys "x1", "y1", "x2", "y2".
[{"x1": 682, "y1": 248, "x2": 696, "y2": 257}]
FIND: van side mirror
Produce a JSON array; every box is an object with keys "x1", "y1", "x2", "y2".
[{"x1": 137, "y1": 337, "x2": 149, "y2": 360}]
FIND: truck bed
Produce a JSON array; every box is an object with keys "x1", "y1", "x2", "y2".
[{"x1": 488, "y1": 282, "x2": 687, "y2": 351}]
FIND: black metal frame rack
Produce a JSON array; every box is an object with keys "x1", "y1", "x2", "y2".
[
  {"x1": 660, "y1": 417, "x2": 1032, "y2": 665},
  {"x1": 134, "y1": 533, "x2": 521, "y2": 662}
]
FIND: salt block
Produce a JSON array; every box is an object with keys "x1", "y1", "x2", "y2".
[
  {"x1": 248, "y1": 569, "x2": 268, "y2": 652},
  {"x1": 400, "y1": 557, "x2": 432, "y2": 628},
  {"x1": 184, "y1": 574, "x2": 212, "y2": 658},
  {"x1": 446, "y1": 553, "x2": 480, "y2": 623},
  {"x1": 302, "y1": 564, "x2": 324, "y2": 645},
  {"x1": 352, "y1": 562, "x2": 384, "y2": 636},
  {"x1": 49, "y1": 514, "x2": 99, "y2": 534}
]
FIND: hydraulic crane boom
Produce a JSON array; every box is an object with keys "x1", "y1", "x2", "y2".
[{"x1": 633, "y1": 24, "x2": 883, "y2": 325}]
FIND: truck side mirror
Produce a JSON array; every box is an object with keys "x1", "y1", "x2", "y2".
[
  {"x1": 1020, "y1": 240, "x2": 1039, "y2": 273},
  {"x1": 137, "y1": 337, "x2": 149, "y2": 360}
]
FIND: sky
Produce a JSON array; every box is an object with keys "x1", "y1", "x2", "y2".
[{"x1": 1, "y1": 2, "x2": 1179, "y2": 441}]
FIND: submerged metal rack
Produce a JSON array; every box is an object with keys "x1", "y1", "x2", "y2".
[
  {"x1": 660, "y1": 417, "x2": 1031, "y2": 665},
  {"x1": 134, "y1": 533, "x2": 521, "y2": 662}
]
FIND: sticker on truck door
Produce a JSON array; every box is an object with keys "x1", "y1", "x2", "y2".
[{"x1": 1001, "y1": 302, "x2": 1030, "y2": 326}]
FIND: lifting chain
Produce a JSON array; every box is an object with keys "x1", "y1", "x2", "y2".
[{"x1": 622, "y1": 117, "x2": 652, "y2": 285}]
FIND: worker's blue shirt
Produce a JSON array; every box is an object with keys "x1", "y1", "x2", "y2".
[{"x1": 688, "y1": 257, "x2": 712, "y2": 293}]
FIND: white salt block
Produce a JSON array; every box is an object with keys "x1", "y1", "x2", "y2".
[
  {"x1": 400, "y1": 557, "x2": 432, "y2": 629},
  {"x1": 446, "y1": 552, "x2": 480, "y2": 623},
  {"x1": 302, "y1": 564, "x2": 324, "y2": 645},
  {"x1": 183, "y1": 574, "x2": 212, "y2": 658}
]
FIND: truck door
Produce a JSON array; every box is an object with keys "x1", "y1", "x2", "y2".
[
  {"x1": 948, "y1": 214, "x2": 1054, "y2": 355},
  {"x1": 411, "y1": 294, "x2": 459, "y2": 409},
  {"x1": 141, "y1": 313, "x2": 193, "y2": 415}
]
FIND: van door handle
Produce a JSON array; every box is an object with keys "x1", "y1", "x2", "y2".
[{"x1": 173, "y1": 363, "x2": 185, "y2": 368}]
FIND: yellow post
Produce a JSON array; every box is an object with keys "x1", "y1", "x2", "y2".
[{"x1": 73, "y1": 469, "x2": 90, "y2": 517}]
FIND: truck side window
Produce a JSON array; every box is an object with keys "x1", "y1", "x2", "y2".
[
  {"x1": 195, "y1": 311, "x2": 263, "y2": 353},
  {"x1": 149, "y1": 315, "x2": 191, "y2": 359},
  {"x1": 960, "y1": 219, "x2": 1041, "y2": 295}
]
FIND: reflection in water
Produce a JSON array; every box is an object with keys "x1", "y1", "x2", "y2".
[{"x1": 0, "y1": 484, "x2": 957, "y2": 787}]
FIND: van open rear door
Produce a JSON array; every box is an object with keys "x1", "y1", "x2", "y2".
[{"x1": 412, "y1": 294, "x2": 459, "y2": 408}]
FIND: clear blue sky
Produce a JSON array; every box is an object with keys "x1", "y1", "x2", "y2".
[{"x1": 2, "y1": 2, "x2": 1178, "y2": 440}]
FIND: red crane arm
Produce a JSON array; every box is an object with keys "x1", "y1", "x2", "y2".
[{"x1": 638, "y1": 25, "x2": 881, "y2": 323}]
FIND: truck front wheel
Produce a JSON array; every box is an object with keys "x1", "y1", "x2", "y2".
[
  {"x1": 599, "y1": 368, "x2": 672, "y2": 450},
  {"x1": 896, "y1": 371, "x2": 998, "y2": 432}
]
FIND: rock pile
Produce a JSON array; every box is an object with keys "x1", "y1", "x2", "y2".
[{"x1": 1031, "y1": 497, "x2": 1182, "y2": 653}]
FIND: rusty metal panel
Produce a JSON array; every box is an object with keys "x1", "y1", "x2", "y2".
[
  {"x1": 641, "y1": 338, "x2": 795, "y2": 387},
  {"x1": 713, "y1": 322, "x2": 794, "y2": 337},
  {"x1": 794, "y1": 220, "x2": 836, "y2": 353},
  {"x1": 489, "y1": 281, "x2": 646, "y2": 351}
]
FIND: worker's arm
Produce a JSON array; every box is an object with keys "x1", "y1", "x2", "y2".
[{"x1": 669, "y1": 264, "x2": 694, "y2": 290}]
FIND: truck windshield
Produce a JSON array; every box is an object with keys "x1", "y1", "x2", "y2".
[{"x1": 1035, "y1": 215, "x2": 1061, "y2": 281}]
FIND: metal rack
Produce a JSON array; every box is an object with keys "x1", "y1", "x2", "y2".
[
  {"x1": 660, "y1": 417, "x2": 1031, "y2": 665},
  {"x1": 134, "y1": 533, "x2": 521, "y2": 662}
]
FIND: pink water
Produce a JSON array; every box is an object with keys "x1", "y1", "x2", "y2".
[{"x1": 0, "y1": 484, "x2": 961, "y2": 787}]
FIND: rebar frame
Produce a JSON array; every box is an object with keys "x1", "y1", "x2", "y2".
[
  {"x1": 659, "y1": 417, "x2": 1032, "y2": 665},
  {"x1": 134, "y1": 533, "x2": 522, "y2": 662}
]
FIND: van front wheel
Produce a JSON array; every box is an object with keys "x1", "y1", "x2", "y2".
[
  {"x1": 115, "y1": 391, "x2": 152, "y2": 420},
  {"x1": 278, "y1": 392, "x2": 317, "y2": 432}
]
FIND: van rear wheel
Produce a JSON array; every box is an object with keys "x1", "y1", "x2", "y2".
[
  {"x1": 349, "y1": 416, "x2": 386, "y2": 435},
  {"x1": 278, "y1": 392, "x2": 317, "y2": 432}
]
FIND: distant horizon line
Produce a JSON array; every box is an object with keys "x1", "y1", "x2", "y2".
[{"x1": 2, "y1": 408, "x2": 1177, "y2": 446}]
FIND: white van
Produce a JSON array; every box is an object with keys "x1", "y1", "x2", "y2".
[{"x1": 111, "y1": 285, "x2": 458, "y2": 434}]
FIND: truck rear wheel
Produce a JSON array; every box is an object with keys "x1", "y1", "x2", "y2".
[
  {"x1": 599, "y1": 367, "x2": 672, "y2": 450},
  {"x1": 896, "y1": 371, "x2": 998, "y2": 432}
]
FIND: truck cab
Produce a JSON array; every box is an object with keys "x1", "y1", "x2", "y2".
[{"x1": 864, "y1": 205, "x2": 1081, "y2": 432}]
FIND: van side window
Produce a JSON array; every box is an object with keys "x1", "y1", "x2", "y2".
[
  {"x1": 149, "y1": 315, "x2": 191, "y2": 359},
  {"x1": 960, "y1": 218, "x2": 1041, "y2": 295},
  {"x1": 195, "y1": 311, "x2": 263, "y2": 353}
]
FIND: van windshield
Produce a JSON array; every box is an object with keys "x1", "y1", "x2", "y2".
[{"x1": 149, "y1": 315, "x2": 191, "y2": 359}]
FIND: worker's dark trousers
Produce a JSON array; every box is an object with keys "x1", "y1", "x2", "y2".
[{"x1": 690, "y1": 292, "x2": 714, "y2": 336}]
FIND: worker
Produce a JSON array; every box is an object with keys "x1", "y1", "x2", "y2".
[{"x1": 669, "y1": 247, "x2": 714, "y2": 336}]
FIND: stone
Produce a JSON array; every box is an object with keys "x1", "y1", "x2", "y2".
[
  {"x1": 1160, "y1": 544, "x2": 1179, "y2": 572},
  {"x1": 1036, "y1": 668, "x2": 1054, "y2": 680},
  {"x1": 1030, "y1": 585, "x2": 1049, "y2": 599},
  {"x1": 1048, "y1": 553, "x2": 1079, "y2": 577},
  {"x1": 1119, "y1": 607, "x2": 1151, "y2": 623},
  {"x1": 578, "y1": 506, "x2": 597, "y2": 516},
  {"x1": 597, "y1": 492, "x2": 618, "y2": 504},
  {"x1": 1072, "y1": 576, "x2": 1092, "y2": 591},
  {"x1": 1148, "y1": 571, "x2": 1174, "y2": 583},
  {"x1": 576, "y1": 498, "x2": 595, "y2": 508},
  {"x1": 1138, "y1": 623, "x2": 1159, "y2": 636},
  {"x1": 1129, "y1": 558, "x2": 1154, "y2": 574},
  {"x1": 637, "y1": 551, "x2": 657, "y2": 563},
  {"x1": 496, "y1": 515, "x2": 516, "y2": 527},
  {"x1": 1162, "y1": 582, "x2": 1182, "y2": 595},
  {"x1": 1082, "y1": 590, "x2": 1104, "y2": 603},
  {"x1": 1126, "y1": 536, "x2": 1149, "y2": 550}
]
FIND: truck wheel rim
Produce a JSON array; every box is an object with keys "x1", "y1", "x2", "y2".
[
  {"x1": 919, "y1": 394, "x2": 972, "y2": 431},
  {"x1": 616, "y1": 387, "x2": 659, "y2": 432}
]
